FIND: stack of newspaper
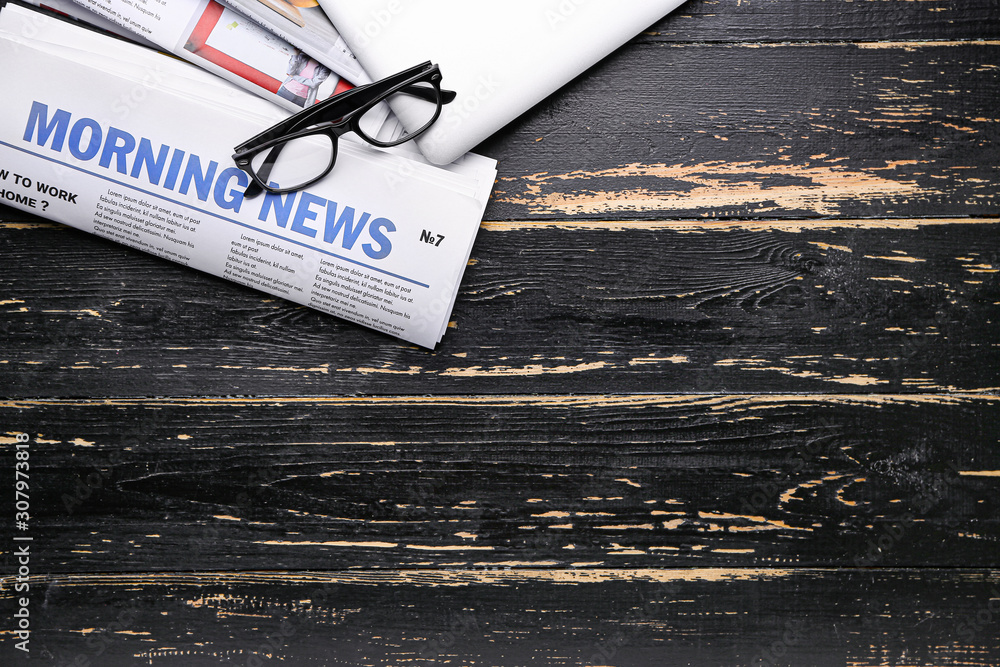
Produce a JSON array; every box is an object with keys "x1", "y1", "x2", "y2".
[
  {"x1": 0, "y1": 1, "x2": 496, "y2": 348},
  {"x1": 41, "y1": 0, "x2": 368, "y2": 110}
]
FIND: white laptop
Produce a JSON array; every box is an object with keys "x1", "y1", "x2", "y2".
[{"x1": 319, "y1": 1, "x2": 685, "y2": 165}]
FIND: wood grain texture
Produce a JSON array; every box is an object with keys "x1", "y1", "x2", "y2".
[
  {"x1": 1, "y1": 0, "x2": 998, "y2": 664},
  {"x1": 647, "y1": 0, "x2": 1000, "y2": 42},
  {"x1": 1, "y1": 218, "x2": 996, "y2": 396},
  {"x1": 2, "y1": 569, "x2": 998, "y2": 666},
  {"x1": 479, "y1": 41, "x2": 1000, "y2": 221},
  {"x1": 1, "y1": 395, "x2": 997, "y2": 571}
]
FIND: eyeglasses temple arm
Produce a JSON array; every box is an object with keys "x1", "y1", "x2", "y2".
[
  {"x1": 237, "y1": 64, "x2": 456, "y2": 198},
  {"x1": 238, "y1": 73, "x2": 457, "y2": 154},
  {"x1": 240, "y1": 80, "x2": 456, "y2": 200},
  {"x1": 238, "y1": 65, "x2": 432, "y2": 150}
]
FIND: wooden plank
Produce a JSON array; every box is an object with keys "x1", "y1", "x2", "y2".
[
  {"x1": 3, "y1": 569, "x2": 999, "y2": 665},
  {"x1": 646, "y1": 0, "x2": 1000, "y2": 42},
  {"x1": 0, "y1": 2, "x2": 994, "y2": 662},
  {"x1": 2, "y1": 395, "x2": 997, "y2": 571},
  {"x1": 478, "y1": 41, "x2": 1000, "y2": 221},
  {"x1": 3, "y1": 42, "x2": 997, "y2": 224},
  {"x1": 1, "y1": 219, "x2": 996, "y2": 396}
]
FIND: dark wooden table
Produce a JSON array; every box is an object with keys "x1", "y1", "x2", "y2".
[{"x1": 3, "y1": 1, "x2": 999, "y2": 664}]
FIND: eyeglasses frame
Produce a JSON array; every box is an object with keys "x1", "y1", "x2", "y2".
[{"x1": 232, "y1": 61, "x2": 457, "y2": 198}]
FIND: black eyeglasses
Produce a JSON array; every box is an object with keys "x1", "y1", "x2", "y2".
[{"x1": 233, "y1": 61, "x2": 456, "y2": 198}]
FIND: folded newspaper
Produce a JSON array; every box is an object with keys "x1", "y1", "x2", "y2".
[
  {"x1": 0, "y1": 3, "x2": 497, "y2": 347},
  {"x1": 41, "y1": 0, "x2": 402, "y2": 137},
  {"x1": 67, "y1": 0, "x2": 367, "y2": 113},
  {"x1": 217, "y1": 0, "x2": 369, "y2": 83}
]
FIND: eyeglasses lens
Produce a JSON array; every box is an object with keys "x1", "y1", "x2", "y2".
[
  {"x1": 249, "y1": 132, "x2": 337, "y2": 192},
  {"x1": 356, "y1": 81, "x2": 441, "y2": 145}
]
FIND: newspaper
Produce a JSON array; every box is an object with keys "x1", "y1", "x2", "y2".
[
  {"x1": 218, "y1": 0, "x2": 369, "y2": 84},
  {"x1": 65, "y1": 0, "x2": 371, "y2": 116},
  {"x1": 0, "y1": 4, "x2": 497, "y2": 347},
  {"x1": 25, "y1": 0, "x2": 160, "y2": 48}
]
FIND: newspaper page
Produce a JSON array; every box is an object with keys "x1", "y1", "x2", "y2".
[
  {"x1": 66, "y1": 0, "x2": 360, "y2": 114},
  {"x1": 24, "y1": 0, "x2": 160, "y2": 47},
  {"x1": 218, "y1": 0, "x2": 368, "y2": 84},
  {"x1": 0, "y1": 4, "x2": 497, "y2": 347}
]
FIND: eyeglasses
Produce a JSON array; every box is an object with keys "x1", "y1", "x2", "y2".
[{"x1": 233, "y1": 61, "x2": 456, "y2": 198}]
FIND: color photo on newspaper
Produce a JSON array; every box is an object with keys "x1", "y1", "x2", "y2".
[
  {"x1": 184, "y1": 0, "x2": 352, "y2": 107},
  {"x1": 67, "y1": 0, "x2": 374, "y2": 115}
]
